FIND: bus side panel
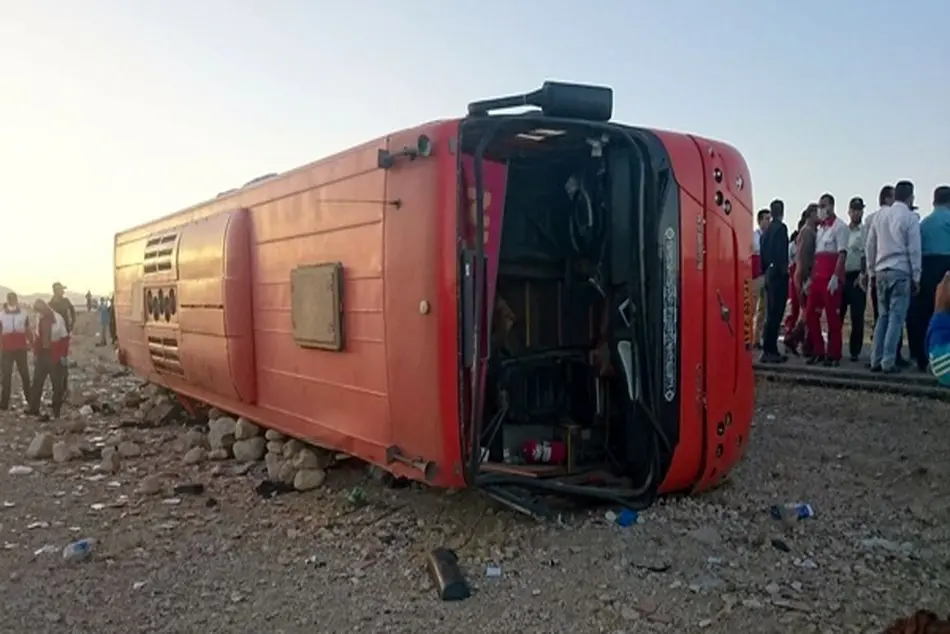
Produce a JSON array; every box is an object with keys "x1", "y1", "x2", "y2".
[
  {"x1": 651, "y1": 131, "x2": 707, "y2": 493},
  {"x1": 692, "y1": 137, "x2": 754, "y2": 489},
  {"x1": 249, "y1": 145, "x2": 392, "y2": 453},
  {"x1": 382, "y1": 122, "x2": 463, "y2": 486}
]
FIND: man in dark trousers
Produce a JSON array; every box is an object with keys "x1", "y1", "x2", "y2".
[
  {"x1": 839, "y1": 197, "x2": 869, "y2": 361},
  {"x1": 48, "y1": 282, "x2": 75, "y2": 397},
  {"x1": 912, "y1": 185, "x2": 950, "y2": 371},
  {"x1": 760, "y1": 198, "x2": 789, "y2": 363},
  {"x1": 27, "y1": 300, "x2": 69, "y2": 418},
  {"x1": 0, "y1": 292, "x2": 32, "y2": 410}
]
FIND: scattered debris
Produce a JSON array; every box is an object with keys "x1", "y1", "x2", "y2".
[{"x1": 426, "y1": 548, "x2": 470, "y2": 601}]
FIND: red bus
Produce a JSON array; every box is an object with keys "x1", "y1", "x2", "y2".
[{"x1": 114, "y1": 82, "x2": 754, "y2": 516}]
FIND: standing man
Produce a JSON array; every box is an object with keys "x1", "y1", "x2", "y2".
[
  {"x1": 98, "y1": 297, "x2": 111, "y2": 346},
  {"x1": 913, "y1": 185, "x2": 950, "y2": 371},
  {"x1": 85, "y1": 291, "x2": 93, "y2": 312},
  {"x1": 839, "y1": 197, "x2": 869, "y2": 361},
  {"x1": 751, "y1": 209, "x2": 771, "y2": 348},
  {"x1": 108, "y1": 294, "x2": 117, "y2": 345},
  {"x1": 760, "y1": 198, "x2": 789, "y2": 363},
  {"x1": 805, "y1": 194, "x2": 850, "y2": 366},
  {"x1": 48, "y1": 282, "x2": 75, "y2": 397},
  {"x1": 867, "y1": 185, "x2": 908, "y2": 366},
  {"x1": 0, "y1": 292, "x2": 32, "y2": 410},
  {"x1": 26, "y1": 300, "x2": 69, "y2": 418},
  {"x1": 866, "y1": 180, "x2": 922, "y2": 374}
]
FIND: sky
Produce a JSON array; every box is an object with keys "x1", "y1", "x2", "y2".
[{"x1": 1, "y1": 0, "x2": 947, "y2": 294}]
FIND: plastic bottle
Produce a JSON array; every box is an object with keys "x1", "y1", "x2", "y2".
[
  {"x1": 62, "y1": 538, "x2": 95, "y2": 562},
  {"x1": 770, "y1": 503, "x2": 815, "y2": 521}
]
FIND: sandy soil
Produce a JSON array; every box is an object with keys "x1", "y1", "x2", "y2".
[{"x1": 0, "y1": 313, "x2": 947, "y2": 634}]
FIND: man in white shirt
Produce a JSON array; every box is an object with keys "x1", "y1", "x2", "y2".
[
  {"x1": 866, "y1": 180, "x2": 922, "y2": 373},
  {"x1": 839, "y1": 197, "x2": 869, "y2": 361}
]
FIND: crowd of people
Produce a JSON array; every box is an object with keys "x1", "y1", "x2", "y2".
[
  {"x1": 0, "y1": 283, "x2": 76, "y2": 418},
  {"x1": 752, "y1": 181, "x2": 950, "y2": 381}
]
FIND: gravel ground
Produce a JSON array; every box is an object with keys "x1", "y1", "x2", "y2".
[{"x1": 1, "y1": 316, "x2": 948, "y2": 634}]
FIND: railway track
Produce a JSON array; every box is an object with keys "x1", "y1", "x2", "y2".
[{"x1": 753, "y1": 362, "x2": 950, "y2": 400}]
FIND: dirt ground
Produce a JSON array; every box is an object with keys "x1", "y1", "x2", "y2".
[{"x1": 0, "y1": 313, "x2": 947, "y2": 634}]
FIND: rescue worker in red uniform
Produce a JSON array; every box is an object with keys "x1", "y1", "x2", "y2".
[
  {"x1": 0, "y1": 292, "x2": 32, "y2": 410},
  {"x1": 27, "y1": 299, "x2": 69, "y2": 418},
  {"x1": 805, "y1": 193, "x2": 850, "y2": 366}
]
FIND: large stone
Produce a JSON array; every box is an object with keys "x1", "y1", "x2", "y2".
[
  {"x1": 26, "y1": 432, "x2": 54, "y2": 460},
  {"x1": 117, "y1": 441, "x2": 142, "y2": 458},
  {"x1": 234, "y1": 417, "x2": 261, "y2": 440},
  {"x1": 264, "y1": 429, "x2": 285, "y2": 441},
  {"x1": 232, "y1": 437, "x2": 266, "y2": 462},
  {"x1": 265, "y1": 452, "x2": 282, "y2": 480},
  {"x1": 184, "y1": 430, "x2": 207, "y2": 450},
  {"x1": 266, "y1": 441, "x2": 284, "y2": 455},
  {"x1": 292, "y1": 447, "x2": 333, "y2": 470},
  {"x1": 208, "y1": 416, "x2": 236, "y2": 450},
  {"x1": 293, "y1": 468, "x2": 326, "y2": 491},
  {"x1": 281, "y1": 439, "x2": 304, "y2": 459},
  {"x1": 208, "y1": 448, "x2": 230, "y2": 461},
  {"x1": 277, "y1": 460, "x2": 297, "y2": 485},
  {"x1": 183, "y1": 447, "x2": 207, "y2": 465},
  {"x1": 52, "y1": 441, "x2": 73, "y2": 464},
  {"x1": 100, "y1": 447, "x2": 121, "y2": 473},
  {"x1": 137, "y1": 474, "x2": 163, "y2": 495}
]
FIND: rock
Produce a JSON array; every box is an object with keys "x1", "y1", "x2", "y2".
[
  {"x1": 292, "y1": 448, "x2": 320, "y2": 470},
  {"x1": 183, "y1": 430, "x2": 207, "y2": 450},
  {"x1": 208, "y1": 448, "x2": 230, "y2": 461},
  {"x1": 78, "y1": 404, "x2": 94, "y2": 417},
  {"x1": 232, "y1": 437, "x2": 266, "y2": 462},
  {"x1": 620, "y1": 606, "x2": 640, "y2": 621},
  {"x1": 294, "y1": 468, "x2": 326, "y2": 491},
  {"x1": 26, "y1": 432, "x2": 54, "y2": 459},
  {"x1": 264, "y1": 429, "x2": 285, "y2": 441},
  {"x1": 64, "y1": 420, "x2": 86, "y2": 434},
  {"x1": 183, "y1": 447, "x2": 207, "y2": 465},
  {"x1": 295, "y1": 446, "x2": 333, "y2": 470},
  {"x1": 277, "y1": 460, "x2": 297, "y2": 485},
  {"x1": 266, "y1": 440, "x2": 284, "y2": 455},
  {"x1": 234, "y1": 417, "x2": 261, "y2": 440},
  {"x1": 207, "y1": 407, "x2": 223, "y2": 420},
  {"x1": 123, "y1": 390, "x2": 145, "y2": 408},
  {"x1": 52, "y1": 441, "x2": 73, "y2": 463},
  {"x1": 100, "y1": 447, "x2": 121, "y2": 473},
  {"x1": 117, "y1": 441, "x2": 142, "y2": 458},
  {"x1": 281, "y1": 439, "x2": 303, "y2": 459},
  {"x1": 688, "y1": 526, "x2": 723, "y2": 547},
  {"x1": 137, "y1": 475, "x2": 163, "y2": 496},
  {"x1": 265, "y1": 452, "x2": 282, "y2": 479},
  {"x1": 104, "y1": 431, "x2": 126, "y2": 447},
  {"x1": 208, "y1": 416, "x2": 236, "y2": 450}
]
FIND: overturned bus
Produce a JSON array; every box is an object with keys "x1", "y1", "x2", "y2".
[{"x1": 113, "y1": 82, "x2": 754, "y2": 515}]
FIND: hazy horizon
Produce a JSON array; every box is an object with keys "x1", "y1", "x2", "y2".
[{"x1": 2, "y1": 1, "x2": 947, "y2": 293}]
